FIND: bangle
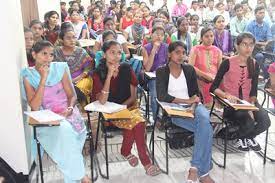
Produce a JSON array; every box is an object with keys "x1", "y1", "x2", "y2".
[
  {"x1": 101, "y1": 90, "x2": 110, "y2": 94},
  {"x1": 67, "y1": 106, "x2": 74, "y2": 111}
]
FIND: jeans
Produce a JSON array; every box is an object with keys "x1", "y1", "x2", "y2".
[
  {"x1": 255, "y1": 52, "x2": 269, "y2": 79},
  {"x1": 171, "y1": 104, "x2": 213, "y2": 176},
  {"x1": 148, "y1": 79, "x2": 158, "y2": 121}
]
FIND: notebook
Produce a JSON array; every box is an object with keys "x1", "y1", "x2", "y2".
[
  {"x1": 84, "y1": 101, "x2": 127, "y2": 113},
  {"x1": 25, "y1": 110, "x2": 64, "y2": 123},
  {"x1": 158, "y1": 101, "x2": 194, "y2": 118},
  {"x1": 223, "y1": 99, "x2": 258, "y2": 111}
]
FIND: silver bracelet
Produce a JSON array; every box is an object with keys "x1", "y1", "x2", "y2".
[
  {"x1": 101, "y1": 90, "x2": 110, "y2": 94},
  {"x1": 67, "y1": 106, "x2": 74, "y2": 111}
]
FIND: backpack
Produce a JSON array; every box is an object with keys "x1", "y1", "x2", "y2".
[
  {"x1": 167, "y1": 124, "x2": 194, "y2": 149},
  {"x1": 128, "y1": 58, "x2": 144, "y2": 85},
  {"x1": 0, "y1": 157, "x2": 28, "y2": 183}
]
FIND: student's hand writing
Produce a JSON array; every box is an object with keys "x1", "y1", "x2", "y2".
[{"x1": 226, "y1": 94, "x2": 239, "y2": 104}]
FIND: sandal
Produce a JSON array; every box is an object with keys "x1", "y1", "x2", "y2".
[
  {"x1": 145, "y1": 164, "x2": 161, "y2": 176},
  {"x1": 125, "y1": 154, "x2": 139, "y2": 167},
  {"x1": 187, "y1": 168, "x2": 199, "y2": 183},
  {"x1": 199, "y1": 174, "x2": 215, "y2": 183}
]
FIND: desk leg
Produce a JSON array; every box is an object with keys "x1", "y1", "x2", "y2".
[
  {"x1": 102, "y1": 118, "x2": 109, "y2": 179},
  {"x1": 87, "y1": 112, "x2": 94, "y2": 181},
  {"x1": 146, "y1": 89, "x2": 150, "y2": 120},
  {"x1": 34, "y1": 127, "x2": 44, "y2": 183}
]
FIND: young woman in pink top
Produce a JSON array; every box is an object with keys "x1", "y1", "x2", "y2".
[
  {"x1": 210, "y1": 32, "x2": 270, "y2": 152},
  {"x1": 189, "y1": 27, "x2": 222, "y2": 107}
]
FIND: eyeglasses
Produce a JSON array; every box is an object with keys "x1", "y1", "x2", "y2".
[{"x1": 240, "y1": 42, "x2": 255, "y2": 48}]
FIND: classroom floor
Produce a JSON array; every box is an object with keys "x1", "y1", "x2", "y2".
[{"x1": 30, "y1": 90, "x2": 275, "y2": 183}]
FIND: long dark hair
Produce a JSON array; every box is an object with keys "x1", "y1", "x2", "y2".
[
  {"x1": 236, "y1": 32, "x2": 256, "y2": 79},
  {"x1": 95, "y1": 40, "x2": 121, "y2": 82},
  {"x1": 200, "y1": 27, "x2": 214, "y2": 44},
  {"x1": 44, "y1": 11, "x2": 60, "y2": 31},
  {"x1": 213, "y1": 15, "x2": 224, "y2": 25},
  {"x1": 168, "y1": 41, "x2": 186, "y2": 62},
  {"x1": 24, "y1": 27, "x2": 34, "y2": 64},
  {"x1": 176, "y1": 17, "x2": 188, "y2": 40},
  {"x1": 32, "y1": 40, "x2": 53, "y2": 54},
  {"x1": 90, "y1": 5, "x2": 102, "y2": 30},
  {"x1": 59, "y1": 23, "x2": 74, "y2": 40}
]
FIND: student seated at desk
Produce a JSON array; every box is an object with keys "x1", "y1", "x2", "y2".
[
  {"x1": 156, "y1": 41, "x2": 214, "y2": 183},
  {"x1": 93, "y1": 16, "x2": 131, "y2": 59},
  {"x1": 210, "y1": 32, "x2": 271, "y2": 152},
  {"x1": 53, "y1": 28, "x2": 94, "y2": 107},
  {"x1": 142, "y1": 25, "x2": 168, "y2": 123},
  {"x1": 21, "y1": 40, "x2": 90, "y2": 183},
  {"x1": 95, "y1": 30, "x2": 126, "y2": 68},
  {"x1": 91, "y1": 40, "x2": 161, "y2": 176},
  {"x1": 189, "y1": 27, "x2": 222, "y2": 108}
]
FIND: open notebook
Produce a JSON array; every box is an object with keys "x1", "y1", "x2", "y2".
[
  {"x1": 84, "y1": 101, "x2": 127, "y2": 114},
  {"x1": 158, "y1": 100, "x2": 194, "y2": 118},
  {"x1": 25, "y1": 110, "x2": 64, "y2": 124}
]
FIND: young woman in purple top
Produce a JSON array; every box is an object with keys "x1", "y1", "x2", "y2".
[
  {"x1": 142, "y1": 26, "x2": 168, "y2": 123},
  {"x1": 213, "y1": 15, "x2": 234, "y2": 59}
]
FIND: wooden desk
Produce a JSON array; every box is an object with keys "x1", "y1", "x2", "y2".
[
  {"x1": 210, "y1": 93, "x2": 259, "y2": 111},
  {"x1": 157, "y1": 100, "x2": 194, "y2": 118},
  {"x1": 28, "y1": 117, "x2": 60, "y2": 126},
  {"x1": 164, "y1": 108, "x2": 194, "y2": 118},
  {"x1": 28, "y1": 117, "x2": 60, "y2": 183},
  {"x1": 102, "y1": 109, "x2": 131, "y2": 120},
  {"x1": 126, "y1": 42, "x2": 137, "y2": 50}
]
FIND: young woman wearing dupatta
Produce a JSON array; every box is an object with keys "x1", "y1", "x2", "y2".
[
  {"x1": 53, "y1": 28, "x2": 94, "y2": 106},
  {"x1": 189, "y1": 27, "x2": 222, "y2": 107},
  {"x1": 21, "y1": 40, "x2": 90, "y2": 183},
  {"x1": 213, "y1": 15, "x2": 234, "y2": 59}
]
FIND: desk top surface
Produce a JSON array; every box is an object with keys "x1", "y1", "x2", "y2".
[
  {"x1": 28, "y1": 117, "x2": 60, "y2": 126},
  {"x1": 102, "y1": 109, "x2": 132, "y2": 120}
]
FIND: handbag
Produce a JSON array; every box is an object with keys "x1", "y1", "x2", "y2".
[{"x1": 75, "y1": 76, "x2": 93, "y2": 96}]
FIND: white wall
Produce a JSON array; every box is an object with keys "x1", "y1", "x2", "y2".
[
  {"x1": 37, "y1": 0, "x2": 61, "y2": 22},
  {"x1": 0, "y1": 0, "x2": 30, "y2": 174}
]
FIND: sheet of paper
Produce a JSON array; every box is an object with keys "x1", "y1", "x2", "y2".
[
  {"x1": 84, "y1": 101, "x2": 127, "y2": 113},
  {"x1": 145, "y1": 72, "x2": 156, "y2": 79},
  {"x1": 132, "y1": 54, "x2": 143, "y2": 60},
  {"x1": 158, "y1": 101, "x2": 190, "y2": 111},
  {"x1": 24, "y1": 110, "x2": 64, "y2": 123}
]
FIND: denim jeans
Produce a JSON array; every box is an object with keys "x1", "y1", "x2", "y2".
[
  {"x1": 255, "y1": 52, "x2": 269, "y2": 79},
  {"x1": 171, "y1": 104, "x2": 213, "y2": 176},
  {"x1": 148, "y1": 79, "x2": 158, "y2": 121}
]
